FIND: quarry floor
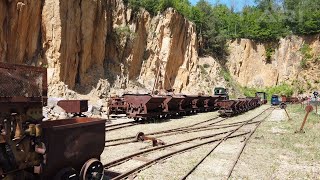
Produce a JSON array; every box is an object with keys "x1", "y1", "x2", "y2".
[{"x1": 102, "y1": 105, "x2": 320, "y2": 179}]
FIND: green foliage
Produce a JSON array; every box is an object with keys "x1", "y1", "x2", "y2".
[
  {"x1": 242, "y1": 86, "x2": 258, "y2": 97},
  {"x1": 299, "y1": 43, "x2": 313, "y2": 69},
  {"x1": 128, "y1": 0, "x2": 320, "y2": 57},
  {"x1": 284, "y1": 0, "x2": 320, "y2": 35},
  {"x1": 241, "y1": 83, "x2": 294, "y2": 99},
  {"x1": 265, "y1": 47, "x2": 275, "y2": 63},
  {"x1": 115, "y1": 26, "x2": 135, "y2": 40},
  {"x1": 128, "y1": 0, "x2": 193, "y2": 16},
  {"x1": 300, "y1": 43, "x2": 312, "y2": 59},
  {"x1": 220, "y1": 69, "x2": 231, "y2": 82}
]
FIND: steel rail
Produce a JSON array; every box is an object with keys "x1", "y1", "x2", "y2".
[
  {"x1": 104, "y1": 130, "x2": 234, "y2": 168},
  {"x1": 226, "y1": 111, "x2": 270, "y2": 178},
  {"x1": 105, "y1": 116, "x2": 224, "y2": 143},
  {"x1": 106, "y1": 107, "x2": 272, "y2": 179},
  {"x1": 181, "y1": 107, "x2": 273, "y2": 180},
  {"x1": 110, "y1": 132, "x2": 250, "y2": 180}
]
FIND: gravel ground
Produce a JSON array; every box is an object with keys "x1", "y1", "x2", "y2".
[
  {"x1": 230, "y1": 104, "x2": 320, "y2": 179},
  {"x1": 134, "y1": 108, "x2": 272, "y2": 180},
  {"x1": 101, "y1": 105, "x2": 271, "y2": 179}
]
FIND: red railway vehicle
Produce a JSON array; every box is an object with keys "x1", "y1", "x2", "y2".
[
  {"x1": 123, "y1": 94, "x2": 167, "y2": 120},
  {"x1": 107, "y1": 97, "x2": 127, "y2": 115},
  {"x1": 162, "y1": 95, "x2": 185, "y2": 116}
]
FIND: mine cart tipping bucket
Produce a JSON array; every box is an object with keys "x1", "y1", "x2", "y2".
[
  {"x1": 40, "y1": 118, "x2": 106, "y2": 179},
  {"x1": 181, "y1": 95, "x2": 198, "y2": 114},
  {"x1": 197, "y1": 96, "x2": 211, "y2": 112},
  {"x1": 163, "y1": 95, "x2": 185, "y2": 113},
  {"x1": 237, "y1": 98, "x2": 249, "y2": 112},
  {"x1": 208, "y1": 96, "x2": 222, "y2": 110},
  {"x1": 108, "y1": 97, "x2": 127, "y2": 115},
  {"x1": 123, "y1": 94, "x2": 166, "y2": 111},
  {"x1": 123, "y1": 94, "x2": 167, "y2": 118},
  {"x1": 217, "y1": 100, "x2": 237, "y2": 115},
  {"x1": 57, "y1": 100, "x2": 88, "y2": 113},
  {"x1": 217, "y1": 100, "x2": 237, "y2": 110},
  {"x1": 145, "y1": 96, "x2": 167, "y2": 111}
]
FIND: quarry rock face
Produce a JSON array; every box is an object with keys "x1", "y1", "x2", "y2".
[
  {"x1": 227, "y1": 35, "x2": 320, "y2": 92},
  {"x1": 0, "y1": 0, "x2": 319, "y2": 99},
  {"x1": 0, "y1": 0, "x2": 216, "y2": 98}
]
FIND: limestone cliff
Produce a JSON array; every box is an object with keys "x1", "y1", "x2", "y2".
[
  {"x1": 226, "y1": 35, "x2": 320, "y2": 93},
  {"x1": 0, "y1": 0, "x2": 221, "y2": 99},
  {"x1": 0, "y1": 0, "x2": 319, "y2": 100}
]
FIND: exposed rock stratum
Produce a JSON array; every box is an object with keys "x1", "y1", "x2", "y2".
[{"x1": 0, "y1": 0, "x2": 319, "y2": 99}]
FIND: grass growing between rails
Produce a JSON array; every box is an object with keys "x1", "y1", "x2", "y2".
[{"x1": 231, "y1": 105, "x2": 320, "y2": 179}]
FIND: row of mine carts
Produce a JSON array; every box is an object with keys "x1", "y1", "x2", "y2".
[{"x1": 108, "y1": 92, "x2": 265, "y2": 119}]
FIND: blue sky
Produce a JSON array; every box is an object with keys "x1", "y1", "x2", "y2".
[{"x1": 189, "y1": 0, "x2": 256, "y2": 11}]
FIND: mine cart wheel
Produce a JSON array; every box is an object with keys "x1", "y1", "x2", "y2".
[
  {"x1": 80, "y1": 158, "x2": 104, "y2": 180},
  {"x1": 54, "y1": 167, "x2": 79, "y2": 180}
]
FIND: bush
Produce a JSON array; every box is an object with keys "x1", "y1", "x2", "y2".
[
  {"x1": 241, "y1": 83, "x2": 294, "y2": 99},
  {"x1": 220, "y1": 69, "x2": 231, "y2": 82},
  {"x1": 300, "y1": 43, "x2": 312, "y2": 59},
  {"x1": 242, "y1": 86, "x2": 258, "y2": 97},
  {"x1": 265, "y1": 47, "x2": 274, "y2": 63}
]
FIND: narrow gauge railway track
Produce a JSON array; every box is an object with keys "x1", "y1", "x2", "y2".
[
  {"x1": 106, "y1": 121, "x2": 136, "y2": 128},
  {"x1": 226, "y1": 111, "x2": 269, "y2": 178},
  {"x1": 106, "y1": 121, "x2": 139, "y2": 131},
  {"x1": 104, "y1": 107, "x2": 274, "y2": 180},
  {"x1": 105, "y1": 117, "x2": 262, "y2": 147},
  {"x1": 181, "y1": 107, "x2": 274, "y2": 179},
  {"x1": 105, "y1": 116, "x2": 226, "y2": 147},
  {"x1": 105, "y1": 114, "x2": 222, "y2": 132}
]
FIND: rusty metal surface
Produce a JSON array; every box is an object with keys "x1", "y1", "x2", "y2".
[
  {"x1": 216, "y1": 97, "x2": 261, "y2": 116},
  {"x1": 196, "y1": 96, "x2": 210, "y2": 111},
  {"x1": 40, "y1": 118, "x2": 106, "y2": 178},
  {"x1": 124, "y1": 94, "x2": 167, "y2": 118},
  {"x1": 180, "y1": 95, "x2": 198, "y2": 113},
  {"x1": 162, "y1": 95, "x2": 185, "y2": 113},
  {"x1": 108, "y1": 97, "x2": 127, "y2": 115},
  {"x1": 57, "y1": 100, "x2": 88, "y2": 113},
  {"x1": 136, "y1": 132, "x2": 165, "y2": 147},
  {"x1": 0, "y1": 62, "x2": 47, "y2": 101}
]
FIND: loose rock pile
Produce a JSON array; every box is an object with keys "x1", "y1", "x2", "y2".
[{"x1": 43, "y1": 98, "x2": 110, "y2": 120}]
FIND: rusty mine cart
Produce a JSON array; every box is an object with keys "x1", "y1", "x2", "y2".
[{"x1": 0, "y1": 62, "x2": 106, "y2": 180}]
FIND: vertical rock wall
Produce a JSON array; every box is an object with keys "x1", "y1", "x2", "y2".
[
  {"x1": 0, "y1": 0, "x2": 209, "y2": 98},
  {"x1": 0, "y1": 0, "x2": 42, "y2": 64},
  {"x1": 226, "y1": 35, "x2": 320, "y2": 91},
  {"x1": 1, "y1": 0, "x2": 318, "y2": 98}
]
